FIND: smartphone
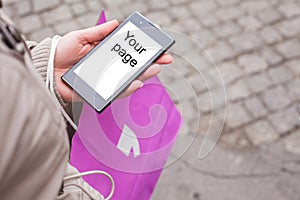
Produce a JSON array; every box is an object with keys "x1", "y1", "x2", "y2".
[{"x1": 62, "y1": 12, "x2": 175, "y2": 113}]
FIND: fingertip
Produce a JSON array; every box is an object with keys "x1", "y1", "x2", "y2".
[
  {"x1": 122, "y1": 80, "x2": 143, "y2": 97},
  {"x1": 133, "y1": 80, "x2": 144, "y2": 88},
  {"x1": 83, "y1": 20, "x2": 120, "y2": 43},
  {"x1": 109, "y1": 19, "x2": 119, "y2": 26},
  {"x1": 151, "y1": 64, "x2": 162, "y2": 74},
  {"x1": 164, "y1": 54, "x2": 174, "y2": 63},
  {"x1": 156, "y1": 53, "x2": 174, "y2": 64},
  {"x1": 100, "y1": 20, "x2": 119, "y2": 29}
]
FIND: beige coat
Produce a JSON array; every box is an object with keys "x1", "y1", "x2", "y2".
[
  {"x1": 0, "y1": 9, "x2": 105, "y2": 200},
  {"x1": 0, "y1": 11, "x2": 70, "y2": 200}
]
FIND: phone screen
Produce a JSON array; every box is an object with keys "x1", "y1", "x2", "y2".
[{"x1": 74, "y1": 21, "x2": 162, "y2": 100}]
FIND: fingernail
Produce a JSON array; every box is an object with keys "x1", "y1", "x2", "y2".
[
  {"x1": 167, "y1": 55, "x2": 174, "y2": 63},
  {"x1": 139, "y1": 82, "x2": 144, "y2": 88}
]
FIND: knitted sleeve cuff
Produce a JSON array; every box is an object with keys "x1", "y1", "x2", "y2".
[{"x1": 29, "y1": 38, "x2": 69, "y2": 108}]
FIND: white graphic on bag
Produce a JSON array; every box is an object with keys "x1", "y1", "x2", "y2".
[{"x1": 117, "y1": 125, "x2": 141, "y2": 158}]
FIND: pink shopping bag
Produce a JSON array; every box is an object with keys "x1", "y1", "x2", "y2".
[{"x1": 70, "y1": 10, "x2": 182, "y2": 200}]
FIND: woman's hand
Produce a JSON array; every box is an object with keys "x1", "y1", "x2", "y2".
[{"x1": 54, "y1": 20, "x2": 173, "y2": 102}]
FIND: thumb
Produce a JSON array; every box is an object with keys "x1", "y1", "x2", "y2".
[{"x1": 78, "y1": 20, "x2": 119, "y2": 43}]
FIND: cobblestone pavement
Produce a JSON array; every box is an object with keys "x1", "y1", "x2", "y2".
[{"x1": 3, "y1": 0, "x2": 300, "y2": 199}]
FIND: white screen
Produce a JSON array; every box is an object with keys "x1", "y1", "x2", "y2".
[{"x1": 74, "y1": 22, "x2": 162, "y2": 100}]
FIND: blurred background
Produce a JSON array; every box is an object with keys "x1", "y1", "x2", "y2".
[{"x1": 3, "y1": 0, "x2": 300, "y2": 199}]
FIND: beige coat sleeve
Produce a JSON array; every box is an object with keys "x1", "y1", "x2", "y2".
[
  {"x1": 0, "y1": 50, "x2": 69, "y2": 200},
  {"x1": 26, "y1": 38, "x2": 69, "y2": 108}
]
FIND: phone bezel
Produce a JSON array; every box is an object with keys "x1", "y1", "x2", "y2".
[{"x1": 62, "y1": 12, "x2": 175, "y2": 113}]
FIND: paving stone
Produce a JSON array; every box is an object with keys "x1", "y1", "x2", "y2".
[
  {"x1": 33, "y1": 0, "x2": 60, "y2": 12},
  {"x1": 29, "y1": 27, "x2": 55, "y2": 42},
  {"x1": 260, "y1": 47, "x2": 283, "y2": 66},
  {"x1": 86, "y1": 0, "x2": 103, "y2": 12},
  {"x1": 179, "y1": 49, "x2": 212, "y2": 75},
  {"x1": 172, "y1": 19, "x2": 203, "y2": 35},
  {"x1": 101, "y1": 0, "x2": 123, "y2": 8},
  {"x1": 256, "y1": 8, "x2": 282, "y2": 25},
  {"x1": 202, "y1": 69, "x2": 220, "y2": 90},
  {"x1": 103, "y1": 9, "x2": 125, "y2": 21},
  {"x1": 189, "y1": 0, "x2": 217, "y2": 18},
  {"x1": 76, "y1": 12, "x2": 99, "y2": 28},
  {"x1": 18, "y1": 14, "x2": 43, "y2": 34},
  {"x1": 187, "y1": 74, "x2": 207, "y2": 95},
  {"x1": 286, "y1": 59, "x2": 300, "y2": 76},
  {"x1": 275, "y1": 39, "x2": 300, "y2": 59},
  {"x1": 207, "y1": 41, "x2": 235, "y2": 63},
  {"x1": 278, "y1": 2, "x2": 300, "y2": 18},
  {"x1": 197, "y1": 89, "x2": 226, "y2": 113},
  {"x1": 237, "y1": 15, "x2": 263, "y2": 31},
  {"x1": 246, "y1": 72, "x2": 273, "y2": 93},
  {"x1": 63, "y1": 0, "x2": 81, "y2": 4},
  {"x1": 2, "y1": 0, "x2": 23, "y2": 4},
  {"x1": 284, "y1": 131, "x2": 300, "y2": 155},
  {"x1": 169, "y1": 0, "x2": 190, "y2": 6},
  {"x1": 196, "y1": 91, "x2": 212, "y2": 113},
  {"x1": 41, "y1": 5, "x2": 73, "y2": 25},
  {"x1": 149, "y1": 0, "x2": 170, "y2": 10},
  {"x1": 168, "y1": 78, "x2": 196, "y2": 101},
  {"x1": 238, "y1": 54, "x2": 268, "y2": 75},
  {"x1": 262, "y1": 85, "x2": 292, "y2": 111},
  {"x1": 277, "y1": 17, "x2": 300, "y2": 37},
  {"x1": 188, "y1": 71, "x2": 216, "y2": 91},
  {"x1": 240, "y1": 1, "x2": 271, "y2": 14},
  {"x1": 227, "y1": 79, "x2": 251, "y2": 101},
  {"x1": 120, "y1": 1, "x2": 148, "y2": 16},
  {"x1": 158, "y1": 67, "x2": 176, "y2": 85},
  {"x1": 226, "y1": 102, "x2": 252, "y2": 128},
  {"x1": 221, "y1": 129, "x2": 252, "y2": 149},
  {"x1": 244, "y1": 96, "x2": 268, "y2": 118},
  {"x1": 167, "y1": 6, "x2": 192, "y2": 21},
  {"x1": 145, "y1": 11, "x2": 172, "y2": 26},
  {"x1": 215, "y1": 6, "x2": 244, "y2": 22},
  {"x1": 266, "y1": 0, "x2": 280, "y2": 6},
  {"x1": 213, "y1": 21, "x2": 241, "y2": 39},
  {"x1": 190, "y1": 29, "x2": 217, "y2": 48},
  {"x1": 166, "y1": 22, "x2": 185, "y2": 35},
  {"x1": 269, "y1": 106, "x2": 299, "y2": 135},
  {"x1": 54, "y1": 20, "x2": 81, "y2": 35},
  {"x1": 177, "y1": 41, "x2": 199, "y2": 59},
  {"x1": 2, "y1": 4, "x2": 15, "y2": 18},
  {"x1": 216, "y1": 0, "x2": 239, "y2": 6},
  {"x1": 179, "y1": 98, "x2": 199, "y2": 125},
  {"x1": 172, "y1": 55, "x2": 196, "y2": 77},
  {"x1": 71, "y1": 2, "x2": 87, "y2": 16},
  {"x1": 15, "y1": 0, "x2": 32, "y2": 16},
  {"x1": 218, "y1": 61, "x2": 243, "y2": 85},
  {"x1": 229, "y1": 32, "x2": 263, "y2": 53},
  {"x1": 260, "y1": 26, "x2": 282, "y2": 44},
  {"x1": 196, "y1": 113, "x2": 212, "y2": 135},
  {"x1": 245, "y1": 120, "x2": 279, "y2": 145},
  {"x1": 201, "y1": 14, "x2": 220, "y2": 27},
  {"x1": 176, "y1": 121, "x2": 191, "y2": 136},
  {"x1": 268, "y1": 66, "x2": 293, "y2": 84},
  {"x1": 287, "y1": 78, "x2": 300, "y2": 99}
]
